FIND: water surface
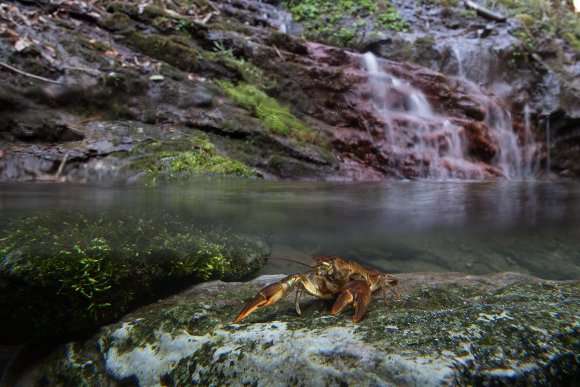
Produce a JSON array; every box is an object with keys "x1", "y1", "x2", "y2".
[{"x1": 1, "y1": 180, "x2": 579, "y2": 280}]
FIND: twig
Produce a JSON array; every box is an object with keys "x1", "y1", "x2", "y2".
[
  {"x1": 464, "y1": 0, "x2": 507, "y2": 22},
  {"x1": 200, "y1": 12, "x2": 213, "y2": 24},
  {"x1": 62, "y1": 65, "x2": 102, "y2": 76},
  {"x1": 0, "y1": 61, "x2": 61, "y2": 84},
  {"x1": 55, "y1": 153, "x2": 68, "y2": 178},
  {"x1": 207, "y1": 1, "x2": 221, "y2": 14},
  {"x1": 272, "y1": 45, "x2": 285, "y2": 61}
]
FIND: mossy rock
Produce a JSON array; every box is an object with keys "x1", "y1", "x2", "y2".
[
  {"x1": 16, "y1": 272, "x2": 580, "y2": 385},
  {"x1": 126, "y1": 134, "x2": 258, "y2": 184},
  {"x1": 216, "y1": 81, "x2": 328, "y2": 147},
  {"x1": 121, "y1": 30, "x2": 199, "y2": 72},
  {"x1": 0, "y1": 212, "x2": 270, "y2": 344}
]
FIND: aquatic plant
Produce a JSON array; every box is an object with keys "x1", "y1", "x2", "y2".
[{"x1": 0, "y1": 212, "x2": 269, "y2": 342}]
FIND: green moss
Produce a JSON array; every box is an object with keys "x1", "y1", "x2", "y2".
[
  {"x1": 205, "y1": 42, "x2": 274, "y2": 89},
  {"x1": 0, "y1": 211, "x2": 269, "y2": 342},
  {"x1": 128, "y1": 135, "x2": 257, "y2": 184},
  {"x1": 121, "y1": 30, "x2": 198, "y2": 72},
  {"x1": 98, "y1": 12, "x2": 132, "y2": 31},
  {"x1": 284, "y1": 0, "x2": 408, "y2": 47},
  {"x1": 216, "y1": 81, "x2": 326, "y2": 146}
]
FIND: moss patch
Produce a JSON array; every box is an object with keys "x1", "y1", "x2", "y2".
[
  {"x1": 128, "y1": 134, "x2": 257, "y2": 184},
  {"x1": 121, "y1": 30, "x2": 198, "y2": 72},
  {"x1": 216, "y1": 81, "x2": 326, "y2": 146}
]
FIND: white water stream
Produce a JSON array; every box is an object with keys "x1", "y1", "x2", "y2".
[{"x1": 362, "y1": 52, "x2": 538, "y2": 180}]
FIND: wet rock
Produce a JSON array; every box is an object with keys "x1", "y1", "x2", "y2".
[
  {"x1": 17, "y1": 273, "x2": 579, "y2": 385},
  {"x1": 0, "y1": 112, "x2": 84, "y2": 143}
]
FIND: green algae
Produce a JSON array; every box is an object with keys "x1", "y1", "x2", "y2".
[
  {"x1": 0, "y1": 212, "x2": 269, "y2": 343},
  {"x1": 20, "y1": 274, "x2": 580, "y2": 385}
]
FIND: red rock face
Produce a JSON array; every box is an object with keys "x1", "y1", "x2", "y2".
[{"x1": 261, "y1": 40, "x2": 539, "y2": 180}]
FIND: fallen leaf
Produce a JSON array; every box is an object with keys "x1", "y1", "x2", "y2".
[{"x1": 14, "y1": 37, "x2": 33, "y2": 52}]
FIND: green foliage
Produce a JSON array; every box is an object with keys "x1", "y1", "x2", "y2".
[
  {"x1": 284, "y1": 0, "x2": 408, "y2": 47},
  {"x1": 419, "y1": 0, "x2": 459, "y2": 6},
  {"x1": 129, "y1": 135, "x2": 257, "y2": 184},
  {"x1": 497, "y1": 0, "x2": 580, "y2": 53},
  {"x1": 216, "y1": 80, "x2": 327, "y2": 146},
  {"x1": 376, "y1": 8, "x2": 410, "y2": 33},
  {"x1": 0, "y1": 212, "x2": 269, "y2": 325}
]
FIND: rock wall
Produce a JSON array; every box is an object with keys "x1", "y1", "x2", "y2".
[{"x1": 1, "y1": 0, "x2": 577, "y2": 181}]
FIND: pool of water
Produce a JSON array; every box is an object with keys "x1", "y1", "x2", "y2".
[{"x1": 1, "y1": 180, "x2": 579, "y2": 280}]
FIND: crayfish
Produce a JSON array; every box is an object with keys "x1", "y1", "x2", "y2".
[{"x1": 233, "y1": 256, "x2": 400, "y2": 323}]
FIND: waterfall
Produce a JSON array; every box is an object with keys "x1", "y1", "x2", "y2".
[
  {"x1": 361, "y1": 52, "x2": 538, "y2": 180},
  {"x1": 453, "y1": 46, "x2": 465, "y2": 79},
  {"x1": 522, "y1": 104, "x2": 539, "y2": 178},
  {"x1": 546, "y1": 115, "x2": 551, "y2": 174},
  {"x1": 362, "y1": 52, "x2": 480, "y2": 180}
]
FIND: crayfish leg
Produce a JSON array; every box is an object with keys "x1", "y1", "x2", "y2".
[{"x1": 294, "y1": 289, "x2": 303, "y2": 316}]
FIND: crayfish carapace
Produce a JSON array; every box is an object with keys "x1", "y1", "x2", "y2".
[{"x1": 233, "y1": 256, "x2": 400, "y2": 323}]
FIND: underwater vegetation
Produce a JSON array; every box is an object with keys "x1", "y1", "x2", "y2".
[{"x1": 0, "y1": 211, "x2": 270, "y2": 343}]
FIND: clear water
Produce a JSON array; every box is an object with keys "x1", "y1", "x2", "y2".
[{"x1": 1, "y1": 180, "x2": 579, "y2": 280}]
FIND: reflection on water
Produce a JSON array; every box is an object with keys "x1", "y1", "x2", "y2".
[{"x1": 1, "y1": 180, "x2": 579, "y2": 280}]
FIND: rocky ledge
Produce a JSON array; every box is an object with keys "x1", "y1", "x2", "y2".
[{"x1": 11, "y1": 272, "x2": 579, "y2": 385}]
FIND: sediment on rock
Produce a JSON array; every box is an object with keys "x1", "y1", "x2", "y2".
[{"x1": 14, "y1": 272, "x2": 580, "y2": 386}]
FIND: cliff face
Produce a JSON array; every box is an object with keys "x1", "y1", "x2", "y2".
[{"x1": 0, "y1": 0, "x2": 578, "y2": 181}]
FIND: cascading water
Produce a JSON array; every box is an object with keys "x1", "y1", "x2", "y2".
[
  {"x1": 362, "y1": 52, "x2": 482, "y2": 180},
  {"x1": 361, "y1": 52, "x2": 539, "y2": 180},
  {"x1": 453, "y1": 46, "x2": 465, "y2": 79},
  {"x1": 546, "y1": 115, "x2": 551, "y2": 174},
  {"x1": 522, "y1": 104, "x2": 540, "y2": 177}
]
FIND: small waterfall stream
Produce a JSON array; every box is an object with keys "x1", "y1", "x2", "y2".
[
  {"x1": 453, "y1": 46, "x2": 465, "y2": 79},
  {"x1": 361, "y1": 52, "x2": 538, "y2": 180},
  {"x1": 546, "y1": 115, "x2": 551, "y2": 174},
  {"x1": 362, "y1": 52, "x2": 478, "y2": 179}
]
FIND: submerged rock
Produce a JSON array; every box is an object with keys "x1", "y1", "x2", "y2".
[
  {"x1": 17, "y1": 272, "x2": 579, "y2": 385},
  {"x1": 0, "y1": 212, "x2": 270, "y2": 344}
]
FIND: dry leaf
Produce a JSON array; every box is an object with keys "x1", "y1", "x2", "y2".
[{"x1": 14, "y1": 37, "x2": 33, "y2": 52}]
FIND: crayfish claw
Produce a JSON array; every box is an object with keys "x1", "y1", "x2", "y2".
[
  {"x1": 233, "y1": 275, "x2": 299, "y2": 323},
  {"x1": 331, "y1": 280, "x2": 372, "y2": 323}
]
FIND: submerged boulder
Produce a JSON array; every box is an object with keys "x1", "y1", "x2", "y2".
[
  {"x1": 0, "y1": 212, "x2": 270, "y2": 344},
  {"x1": 16, "y1": 272, "x2": 579, "y2": 385}
]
